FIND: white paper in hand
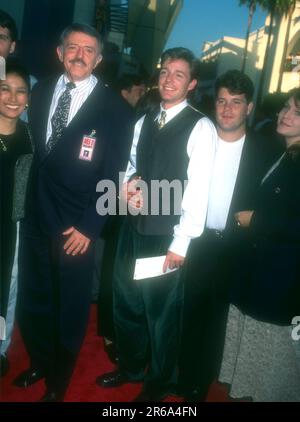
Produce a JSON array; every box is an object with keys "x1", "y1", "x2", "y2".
[{"x1": 133, "y1": 255, "x2": 178, "y2": 281}]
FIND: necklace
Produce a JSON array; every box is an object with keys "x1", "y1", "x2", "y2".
[{"x1": 0, "y1": 137, "x2": 7, "y2": 152}]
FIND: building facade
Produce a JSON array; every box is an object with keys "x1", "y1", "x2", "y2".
[{"x1": 201, "y1": 1, "x2": 300, "y2": 100}]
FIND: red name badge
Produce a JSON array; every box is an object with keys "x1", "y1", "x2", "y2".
[{"x1": 79, "y1": 134, "x2": 96, "y2": 161}]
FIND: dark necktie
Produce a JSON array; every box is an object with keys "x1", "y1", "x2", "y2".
[{"x1": 46, "y1": 81, "x2": 76, "y2": 153}]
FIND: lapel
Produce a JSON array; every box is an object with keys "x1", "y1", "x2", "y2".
[
  {"x1": 64, "y1": 79, "x2": 105, "y2": 133},
  {"x1": 226, "y1": 134, "x2": 254, "y2": 228},
  {"x1": 32, "y1": 77, "x2": 58, "y2": 161}
]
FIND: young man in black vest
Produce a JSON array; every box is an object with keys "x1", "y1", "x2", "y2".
[
  {"x1": 97, "y1": 47, "x2": 218, "y2": 401},
  {"x1": 178, "y1": 70, "x2": 281, "y2": 402}
]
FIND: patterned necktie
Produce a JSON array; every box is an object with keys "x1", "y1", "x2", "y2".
[
  {"x1": 46, "y1": 81, "x2": 76, "y2": 153},
  {"x1": 158, "y1": 110, "x2": 167, "y2": 129}
]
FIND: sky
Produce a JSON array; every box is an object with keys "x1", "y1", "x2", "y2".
[{"x1": 165, "y1": 0, "x2": 268, "y2": 57}]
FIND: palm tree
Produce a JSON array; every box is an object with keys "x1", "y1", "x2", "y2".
[
  {"x1": 240, "y1": 0, "x2": 257, "y2": 73},
  {"x1": 256, "y1": 0, "x2": 297, "y2": 106},
  {"x1": 276, "y1": 0, "x2": 296, "y2": 92}
]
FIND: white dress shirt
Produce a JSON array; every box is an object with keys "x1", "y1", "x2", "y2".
[
  {"x1": 124, "y1": 100, "x2": 218, "y2": 257},
  {"x1": 206, "y1": 135, "x2": 245, "y2": 231},
  {"x1": 46, "y1": 74, "x2": 98, "y2": 143}
]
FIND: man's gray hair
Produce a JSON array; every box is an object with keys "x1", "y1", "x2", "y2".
[{"x1": 59, "y1": 23, "x2": 103, "y2": 54}]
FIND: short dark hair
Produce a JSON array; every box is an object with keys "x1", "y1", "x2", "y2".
[
  {"x1": 215, "y1": 70, "x2": 254, "y2": 103},
  {"x1": 160, "y1": 47, "x2": 199, "y2": 81},
  {"x1": 0, "y1": 9, "x2": 18, "y2": 42},
  {"x1": 288, "y1": 87, "x2": 300, "y2": 108},
  {"x1": 59, "y1": 23, "x2": 103, "y2": 54},
  {"x1": 117, "y1": 74, "x2": 145, "y2": 92},
  {"x1": 4, "y1": 58, "x2": 30, "y2": 91}
]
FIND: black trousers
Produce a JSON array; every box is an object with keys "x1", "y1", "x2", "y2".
[
  {"x1": 97, "y1": 217, "x2": 123, "y2": 341},
  {"x1": 17, "y1": 220, "x2": 95, "y2": 394},
  {"x1": 113, "y1": 219, "x2": 183, "y2": 392},
  {"x1": 1, "y1": 220, "x2": 16, "y2": 318},
  {"x1": 178, "y1": 230, "x2": 231, "y2": 397}
]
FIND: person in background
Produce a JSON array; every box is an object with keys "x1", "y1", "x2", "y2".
[
  {"x1": 94, "y1": 74, "x2": 146, "y2": 363},
  {"x1": 178, "y1": 70, "x2": 278, "y2": 401},
  {"x1": 0, "y1": 9, "x2": 37, "y2": 122},
  {"x1": 135, "y1": 87, "x2": 161, "y2": 120},
  {"x1": 117, "y1": 74, "x2": 146, "y2": 108},
  {"x1": 0, "y1": 60, "x2": 32, "y2": 377},
  {"x1": 0, "y1": 9, "x2": 17, "y2": 58},
  {"x1": 95, "y1": 74, "x2": 145, "y2": 364},
  {"x1": 219, "y1": 88, "x2": 300, "y2": 402},
  {"x1": 14, "y1": 23, "x2": 133, "y2": 402}
]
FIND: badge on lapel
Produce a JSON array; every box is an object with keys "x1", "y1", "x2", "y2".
[{"x1": 79, "y1": 130, "x2": 96, "y2": 161}]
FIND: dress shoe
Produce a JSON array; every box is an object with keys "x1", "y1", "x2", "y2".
[
  {"x1": 13, "y1": 367, "x2": 45, "y2": 388},
  {"x1": 96, "y1": 370, "x2": 141, "y2": 388},
  {"x1": 0, "y1": 354, "x2": 9, "y2": 377},
  {"x1": 39, "y1": 390, "x2": 63, "y2": 402},
  {"x1": 104, "y1": 342, "x2": 119, "y2": 364}
]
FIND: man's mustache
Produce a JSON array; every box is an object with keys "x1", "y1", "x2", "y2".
[{"x1": 70, "y1": 59, "x2": 86, "y2": 66}]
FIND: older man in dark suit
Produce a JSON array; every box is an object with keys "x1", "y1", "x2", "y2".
[{"x1": 14, "y1": 23, "x2": 133, "y2": 401}]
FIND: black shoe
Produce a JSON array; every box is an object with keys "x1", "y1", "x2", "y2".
[
  {"x1": 0, "y1": 355, "x2": 9, "y2": 377},
  {"x1": 13, "y1": 368, "x2": 45, "y2": 388},
  {"x1": 96, "y1": 370, "x2": 141, "y2": 388},
  {"x1": 39, "y1": 390, "x2": 63, "y2": 402},
  {"x1": 104, "y1": 342, "x2": 119, "y2": 364}
]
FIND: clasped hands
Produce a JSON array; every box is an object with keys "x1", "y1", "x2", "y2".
[{"x1": 121, "y1": 176, "x2": 144, "y2": 210}]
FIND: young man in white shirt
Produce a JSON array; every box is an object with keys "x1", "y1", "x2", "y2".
[
  {"x1": 97, "y1": 47, "x2": 217, "y2": 401},
  {"x1": 178, "y1": 70, "x2": 276, "y2": 402}
]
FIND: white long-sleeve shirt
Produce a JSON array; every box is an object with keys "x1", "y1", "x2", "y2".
[{"x1": 124, "y1": 100, "x2": 218, "y2": 257}]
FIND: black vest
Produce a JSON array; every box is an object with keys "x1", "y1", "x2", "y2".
[{"x1": 130, "y1": 105, "x2": 204, "y2": 236}]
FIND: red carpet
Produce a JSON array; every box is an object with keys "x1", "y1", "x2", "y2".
[{"x1": 0, "y1": 305, "x2": 229, "y2": 402}]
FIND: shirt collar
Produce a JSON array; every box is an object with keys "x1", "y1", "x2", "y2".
[
  {"x1": 62, "y1": 74, "x2": 96, "y2": 91},
  {"x1": 158, "y1": 99, "x2": 188, "y2": 123}
]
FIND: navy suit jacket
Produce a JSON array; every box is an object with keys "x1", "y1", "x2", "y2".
[
  {"x1": 225, "y1": 130, "x2": 280, "y2": 234},
  {"x1": 26, "y1": 76, "x2": 134, "y2": 240},
  {"x1": 232, "y1": 148, "x2": 300, "y2": 325}
]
